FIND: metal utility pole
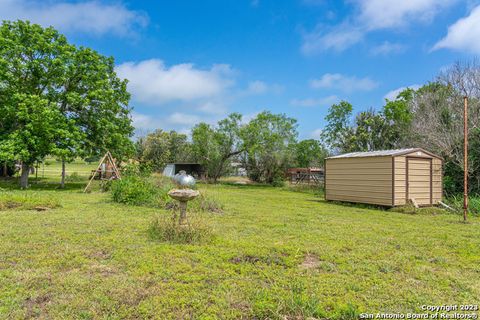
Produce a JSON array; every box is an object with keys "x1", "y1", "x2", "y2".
[{"x1": 463, "y1": 96, "x2": 468, "y2": 222}]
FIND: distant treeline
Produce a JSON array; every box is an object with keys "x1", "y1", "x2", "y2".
[{"x1": 135, "y1": 112, "x2": 328, "y2": 185}]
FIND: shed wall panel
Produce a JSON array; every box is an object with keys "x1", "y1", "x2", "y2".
[
  {"x1": 326, "y1": 150, "x2": 443, "y2": 207},
  {"x1": 432, "y1": 158, "x2": 443, "y2": 203},
  {"x1": 394, "y1": 156, "x2": 407, "y2": 205},
  {"x1": 326, "y1": 156, "x2": 393, "y2": 206}
]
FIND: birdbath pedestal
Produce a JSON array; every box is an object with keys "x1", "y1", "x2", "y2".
[{"x1": 167, "y1": 189, "x2": 200, "y2": 225}]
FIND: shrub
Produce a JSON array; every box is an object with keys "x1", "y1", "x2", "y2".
[
  {"x1": 111, "y1": 174, "x2": 223, "y2": 213},
  {"x1": 148, "y1": 214, "x2": 213, "y2": 244},
  {"x1": 100, "y1": 179, "x2": 113, "y2": 192},
  {"x1": 65, "y1": 172, "x2": 83, "y2": 182},
  {"x1": 111, "y1": 176, "x2": 158, "y2": 206},
  {"x1": 271, "y1": 176, "x2": 285, "y2": 187},
  {"x1": 122, "y1": 162, "x2": 152, "y2": 178}
]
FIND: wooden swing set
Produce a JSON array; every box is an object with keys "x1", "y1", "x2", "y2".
[{"x1": 84, "y1": 151, "x2": 121, "y2": 192}]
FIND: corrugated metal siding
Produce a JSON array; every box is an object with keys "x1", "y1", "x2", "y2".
[
  {"x1": 432, "y1": 158, "x2": 442, "y2": 203},
  {"x1": 325, "y1": 156, "x2": 393, "y2": 206},
  {"x1": 407, "y1": 158, "x2": 432, "y2": 205},
  {"x1": 403, "y1": 151, "x2": 443, "y2": 205},
  {"x1": 327, "y1": 148, "x2": 418, "y2": 159},
  {"x1": 394, "y1": 157, "x2": 407, "y2": 206}
]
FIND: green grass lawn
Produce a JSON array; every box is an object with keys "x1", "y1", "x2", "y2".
[{"x1": 0, "y1": 175, "x2": 479, "y2": 319}]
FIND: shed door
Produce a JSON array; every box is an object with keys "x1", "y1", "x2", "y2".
[{"x1": 406, "y1": 157, "x2": 432, "y2": 206}]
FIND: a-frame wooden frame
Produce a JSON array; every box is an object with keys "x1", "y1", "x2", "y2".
[{"x1": 83, "y1": 151, "x2": 121, "y2": 193}]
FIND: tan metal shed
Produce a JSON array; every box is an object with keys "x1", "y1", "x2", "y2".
[{"x1": 325, "y1": 148, "x2": 443, "y2": 206}]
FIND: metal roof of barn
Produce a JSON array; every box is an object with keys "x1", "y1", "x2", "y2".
[{"x1": 326, "y1": 148, "x2": 442, "y2": 159}]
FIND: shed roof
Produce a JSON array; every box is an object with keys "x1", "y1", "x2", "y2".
[{"x1": 327, "y1": 148, "x2": 441, "y2": 159}]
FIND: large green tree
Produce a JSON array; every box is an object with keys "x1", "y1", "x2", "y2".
[
  {"x1": 191, "y1": 113, "x2": 243, "y2": 182},
  {"x1": 294, "y1": 139, "x2": 328, "y2": 168},
  {"x1": 240, "y1": 111, "x2": 298, "y2": 184},
  {"x1": 321, "y1": 101, "x2": 355, "y2": 153},
  {"x1": 0, "y1": 20, "x2": 134, "y2": 188},
  {"x1": 321, "y1": 95, "x2": 414, "y2": 154},
  {"x1": 0, "y1": 95, "x2": 76, "y2": 187},
  {"x1": 136, "y1": 130, "x2": 192, "y2": 172}
]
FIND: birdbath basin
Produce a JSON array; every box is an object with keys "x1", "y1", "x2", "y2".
[
  {"x1": 167, "y1": 189, "x2": 200, "y2": 225},
  {"x1": 168, "y1": 189, "x2": 200, "y2": 202}
]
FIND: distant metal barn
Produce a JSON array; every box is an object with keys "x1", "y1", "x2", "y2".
[
  {"x1": 162, "y1": 163, "x2": 203, "y2": 179},
  {"x1": 324, "y1": 148, "x2": 443, "y2": 206}
]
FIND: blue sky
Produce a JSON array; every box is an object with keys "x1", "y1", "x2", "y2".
[{"x1": 1, "y1": 0, "x2": 479, "y2": 139}]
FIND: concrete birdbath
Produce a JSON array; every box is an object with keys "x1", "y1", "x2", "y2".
[{"x1": 167, "y1": 171, "x2": 199, "y2": 225}]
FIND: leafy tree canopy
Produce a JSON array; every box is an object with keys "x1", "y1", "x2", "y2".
[{"x1": 0, "y1": 20, "x2": 134, "y2": 187}]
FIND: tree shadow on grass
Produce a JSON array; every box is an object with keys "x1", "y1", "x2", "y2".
[
  {"x1": 307, "y1": 198, "x2": 388, "y2": 211},
  {"x1": 0, "y1": 177, "x2": 87, "y2": 192}
]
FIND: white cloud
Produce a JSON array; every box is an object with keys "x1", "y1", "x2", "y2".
[
  {"x1": 310, "y1": 73, "x2": 378, "y2": 93},
  {"x1": 357, "y1": 0, "x2": 456, "y2": 30},
  {"x1": 246, "y1": 80, "x2": 268, "y2": 94},
  {"x1": 242, "y1": 80, "x2": 284, "y2": 95},
  {"x1": 301, "y1": 23, "x2": 363, "y2": 54},
  {"x1": 310, "y1": 128, "x2": 324, "y2": 139},
  {"x1": 0, "y1": 0, "x2": 148, "y2": 36},
  {"x1": 370, "y1": 42, "x2": 406, "y2": 55},
  {"x1": 116, "y1": 59, "x2": 234, "y2": 105},
  {"x1": 197, "y1": 101, "x2": 228, "y2": 115},
  {"x1": 384, "y1": 84, "x2": 421, "y2": 101},
  {"x1": 131, "y1": 112, "x2": 165, "y2": 134},
  {"x1": 433, "y1": 5, "x2": 480, "y2": 54},
  {"x1": 241, "y1": 111, "x2": 261, "y2": 124},
  {"x1": 290, "y1": 95, "x2": 339, "y2": 107},
  {"x1": 302, "y1": 0, "x2": 456, "y2": 54},
  {"x1": 132, "y1": 112, "x2": 195, "y2": 137},
  {"x1": 167, "y1": 113, "x2": 202, "y2": 126}
]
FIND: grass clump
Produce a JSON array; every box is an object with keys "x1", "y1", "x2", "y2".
[
  {"x1": 251, "y1": 281, "x2": 361, "y2": 319},
  {"x1": 446, "y1": 195, "x2": 480, "y2": 215},
  {"x1": 165, "y1": 192, "x2": 224, "y2": 213},
  {"x1": 148, "y1": 214, "x2": 213, "y2": 244},
  {"x1": 0, "y1": 192, "x2": 61, "y2": 211},
  {"x1": 390, "y1": 203, "x2": 449, "y2": 215},
  {"x1": 284, "y1": 183, "x2": 324, "y2": 196},
  {"x1": 251, "y1": 282, "x2": 325, "y2": 319}
]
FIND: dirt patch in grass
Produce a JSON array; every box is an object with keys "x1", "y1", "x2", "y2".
[
  {"x1": 24, "y1": 294, "x2": 52, "y2": 318},
  {"x1": 299, "y1": 254, "x2": 337, "y2": 272},
  {"x1": 230, "y1": 253, "x2": 287, "y2": 266},
  {"x1": 299, "y1": 253, "x2": 320, "y2": 270},
  {"x1": 89, "y1": 263, "x2": 118, "y2": 277},
  {"x1": 87, "y1": 249, "x2": 112, "y2": 260}
]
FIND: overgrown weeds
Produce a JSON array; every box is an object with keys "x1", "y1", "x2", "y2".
[
  {"x1": 148, "y1": 214, "x2": 213, "y2": 244},
  {"x1": 111, "y1": 173, "x2": 223, "y2": 213},
  {"x1": 446, "y1": 195, "x2": 480, "y2": 215}
]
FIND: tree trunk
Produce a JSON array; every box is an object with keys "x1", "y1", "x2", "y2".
[
  {"x1": 3, "y1": 162, "x2": 6, "y2": 177},
  {"x1": 20, "y1": 163, "x2": 30, "y2": 189},
  {"x1": 60, "y1": 159, "x2": 66, "y2": 189}
]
